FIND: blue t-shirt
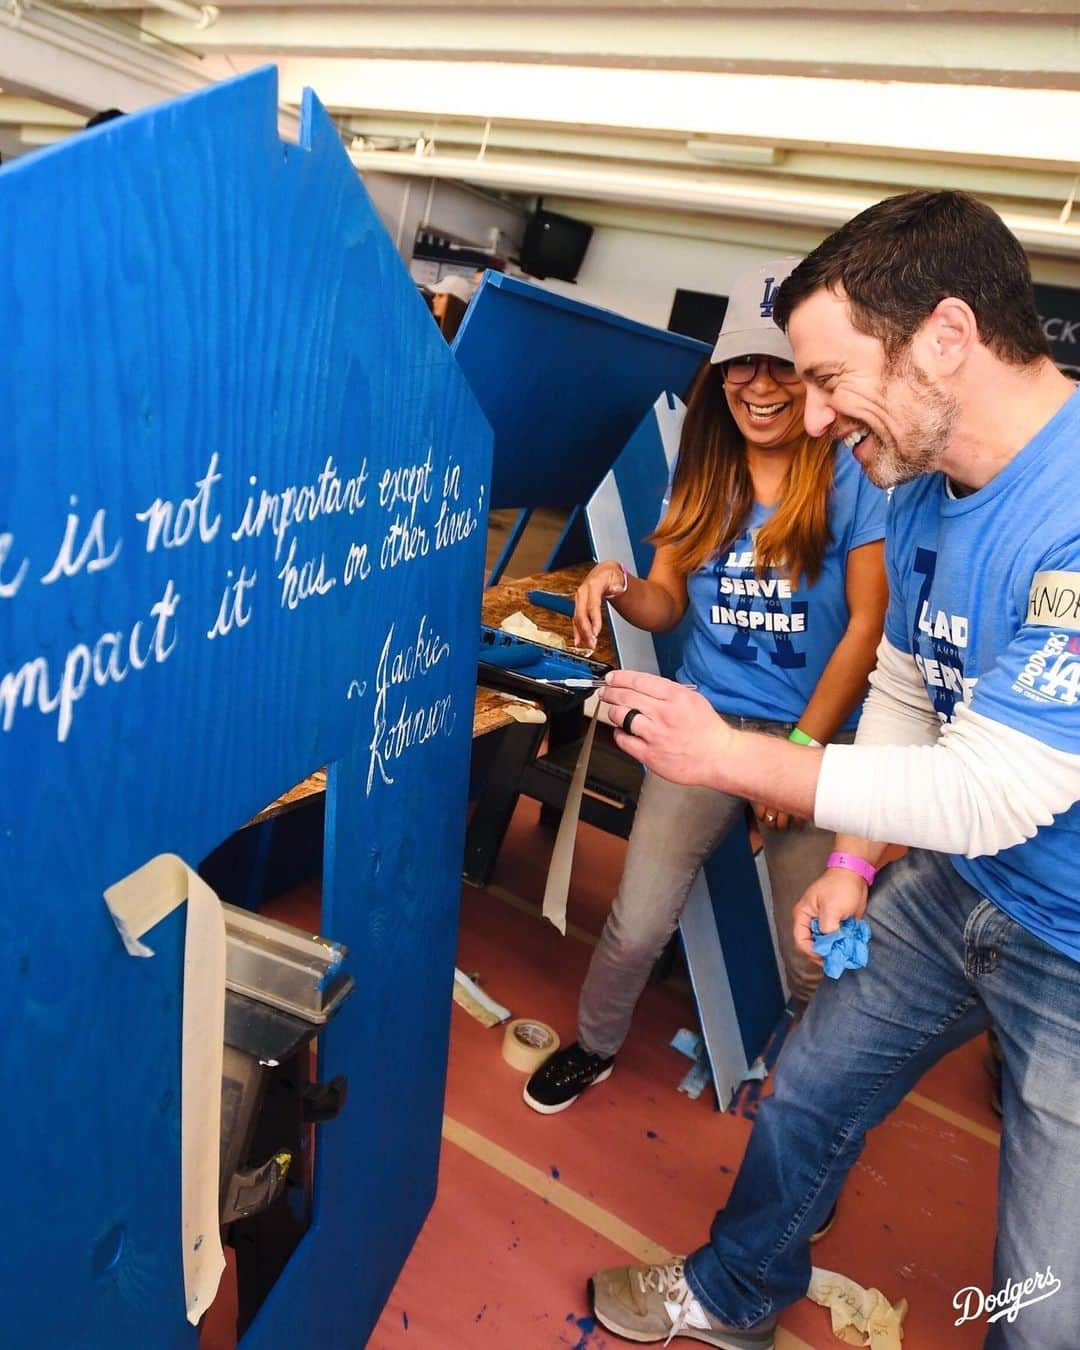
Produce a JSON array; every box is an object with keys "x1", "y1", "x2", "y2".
[
  {"x1": 677, "y1": 449, "x2": 886, "y2": 728},
  {"x1": 885, "y1": 386, "x2": 1080, "y2": 961}
]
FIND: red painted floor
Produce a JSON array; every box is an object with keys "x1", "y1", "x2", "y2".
[{"x1": 204, "y1": 798, "x2": 1001, "y2": 1349}]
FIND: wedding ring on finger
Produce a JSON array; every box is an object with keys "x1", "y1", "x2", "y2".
[{"x1": 622, "y1": 707, "x2": 643, "y2": 736}]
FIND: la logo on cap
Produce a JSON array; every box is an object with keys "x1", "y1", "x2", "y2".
[{"x1": 759, "y1": 277, "x2": 779, "y2": 319}]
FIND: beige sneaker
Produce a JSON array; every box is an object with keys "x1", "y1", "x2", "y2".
[{"x1": 591, "y1": 1258, "x2": 776, "y2": 1347}]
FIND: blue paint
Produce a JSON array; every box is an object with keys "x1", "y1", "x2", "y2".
[
  {"x1": 0, "y1": 67, "x2": 490, "y2": 1348},
  {"x1": 646, "y1": 1129, "x2": 659, "y2": 1140},
  {"x1": 550, "y1": 1165, "x2": 561, "y2": 1179},
  {"x1": 315, "y1": 949, "x2": 345, "y2": 989},
  {"x1": 571, "y1": 1318, "x2": 600, "y2": 1350},
  {"x1": 478, "y1": 627, "x2": 604, "y2": 680},
  {"x1": 402, "y1": 1312, "x2": 409, "y2": 1330},
  {"x1": 474, "y1": 1304, "x2": 487, "y2": 1323}
]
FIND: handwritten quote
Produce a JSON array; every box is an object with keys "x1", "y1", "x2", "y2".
[{"x1": 1, "y1": 445, "x2": 485, "y2": 794}]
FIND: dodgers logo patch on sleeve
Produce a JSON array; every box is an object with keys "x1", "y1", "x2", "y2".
[{"x1": 1026, "y1": 571, "x2": 1080, "y2": 631}]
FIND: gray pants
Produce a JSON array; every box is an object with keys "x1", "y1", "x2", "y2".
[{"x1": 579, "y1": 720, "x2": 849, "y2": 1059}]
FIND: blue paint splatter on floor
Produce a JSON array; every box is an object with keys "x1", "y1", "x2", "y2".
[
  {"x1": 550, "y1": 1165, "x2": 561, "y2": 1179},
  {"x1": 646, "y1": 1129, "x2": 658, "y2": 1139},
  {"x1": 563, "y1": 1312, "x2": 599, "y2": 1347},
  {"x1": 719, "y1": 1165, "x2": 732, "y2": 1174},
  {"x1": 402, "y1": 1311, "x2": 409, "y2": 1330},
  {"x1": 475, "y1": 1303, "x2": 487, "y2": 1323}
]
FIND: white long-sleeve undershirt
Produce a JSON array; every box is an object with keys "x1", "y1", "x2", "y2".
[{"x1": 814, "y1": 638, "x2": 1080, "y2": 857}]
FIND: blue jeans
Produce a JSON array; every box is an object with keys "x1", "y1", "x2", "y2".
[
  {"x1": 578, "y1": 718, "x2": 847, "y2": 1059},
  {"x1": 684, "y1": 848, "x2": 1080, "y2": 1348}
]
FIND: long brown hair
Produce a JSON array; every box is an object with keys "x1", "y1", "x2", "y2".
[{"x1": 651, "y1": 361, "x2": 836, "y2": 589}]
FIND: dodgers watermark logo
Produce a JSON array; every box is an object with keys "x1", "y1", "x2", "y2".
[
  {"x1": 759, "y1": 277, "x2": 778, "y2": 319},
  {"x1": 1012, "y1": 630, "x2": 1080, "y2": 706},
  {"x1": 953, "y1": 1266, "x2": 1061, "y2": 1328}
]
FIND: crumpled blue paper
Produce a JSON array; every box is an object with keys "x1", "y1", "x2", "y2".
[
  {"x1": 670, "y1": 1028, "x2": 713, "y2": 1099},
  {"x1": 811, "y1": 916, "x2": 871, "y2": 979}
]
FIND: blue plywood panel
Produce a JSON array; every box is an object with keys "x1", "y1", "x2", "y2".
[
  {"x1": 0, "y1": 68, "x2": 491, "y2": 1347},
  {"x1": 702, "y1": 845, "x2": 785, "y2": 1062},
  {"x1": 585, "y1": 396, "x2": 783, "y2": 1101},
  {"x1": 452, "y1": 273, "x2": 708, "y2": 510}
]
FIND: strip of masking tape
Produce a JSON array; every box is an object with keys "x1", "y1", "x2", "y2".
[
  {"x1": 103, "y1": 854, "x2": 226, "y2": 1326},
  {"x1": 502, "y1": 1017, "x2": 560, "y2": 1072},
  {"x1": 500, "y1": 609, "x2": 567, "y2": 650},
  {"x1": 542, "y1": 699, "x2": 601, "y2": 935},
  {"x1": 504, "y1": 702, "x2": 547, "y2": 725},
  {"x1": 584, "y1": 689, "x2": 615, "y2": 726},
  {"x1": 453, "y1": 967, "x2": 512, "y2": 1027}
]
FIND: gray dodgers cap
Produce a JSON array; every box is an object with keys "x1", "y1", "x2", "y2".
[{"x1": 710, "y1": 257, "x2": 800, "y2": 366}]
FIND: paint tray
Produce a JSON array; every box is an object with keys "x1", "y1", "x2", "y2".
[
  {"x1": 478, "y1": 624, "x2": 611, "y2": 707},
  {"x1": 223, "y1": 903, "x2": 354, "y2": 1024}
]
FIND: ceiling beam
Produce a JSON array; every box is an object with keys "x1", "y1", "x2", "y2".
[
  {"x1": 101, "y1": 1, "x2": 1080, "y2": 13},
  {"x1": 0, "y1": 5, "x2": 298, "y2": 144},
  {"x1": 137, "y1": 7, "x2": 1080, "y2": 90},
  {"x1": 0, "y1": 95, "x2": 85, "y2": 127},
  {"x1": 348, "y1": 146, "x2": 1080, "y2": 257},
  {"x1": 250, "y1": 57, "x2": 1080, "y2": 169},
  {"x1": 538, "y1": 194, "x2": 1080, "y2": 284},
  {"x1": 341, "y1": 115, "x2": 1080, "y2": 206},
  {"x1": 0, "y1": 3, "x2": 215, "y2": 115}
]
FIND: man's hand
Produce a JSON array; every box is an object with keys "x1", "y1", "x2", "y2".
[
  {"x1": 600, "y1": 670, "x2": 733, "y2": 787},
  {"x1": 574, "y1": 561, "x2": 625, "y2": 648},
  {"x1": 753, "y1": 802, "x2": 805, "y2": 832},
  {"x1": 793, "y1": 867, "x2": 870, "y2": 961}
]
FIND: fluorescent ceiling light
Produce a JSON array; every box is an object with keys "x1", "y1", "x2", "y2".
[{"x1": 686, "y1": 141, "x2": 784, "y2": 167}]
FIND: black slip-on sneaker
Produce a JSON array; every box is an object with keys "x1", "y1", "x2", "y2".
[{"x1": 523, "y1": 1041, "x2": 614, "y2": 1115}]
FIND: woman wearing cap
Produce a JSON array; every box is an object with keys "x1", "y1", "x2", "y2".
[{"x1": 524, "y1": 258, "x2": 888, "y2": 1118}]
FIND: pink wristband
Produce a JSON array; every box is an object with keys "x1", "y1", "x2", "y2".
[
  {"x1": 826, "y1": 851, "x2": 877, "y2": 886},
  {"x1": 616, "y1": 562, "x2": 630, "y2": 594}
]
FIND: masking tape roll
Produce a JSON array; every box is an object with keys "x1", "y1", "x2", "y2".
[{"x1": 501, "y1": 1018, "x2": 560, "y2": 1073}]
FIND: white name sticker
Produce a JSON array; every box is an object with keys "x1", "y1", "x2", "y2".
[{"x1": 1026, "y1": 571, "x2": 1080, "y2": 631}]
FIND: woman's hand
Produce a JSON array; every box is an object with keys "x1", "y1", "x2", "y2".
[
  {"x1": 792, "y1": 867, "x2": 870, "y2": 961},
  {"x1": 574, "y1": 560, "x2": 626, "y2": 648},
  {"x1": 601, "y1": 670, "x2": 734, "y2": 787}
]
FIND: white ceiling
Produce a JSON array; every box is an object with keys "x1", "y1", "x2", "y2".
[{"x1": 3, "y1": 0, "x2": 1080, "y2": 263}]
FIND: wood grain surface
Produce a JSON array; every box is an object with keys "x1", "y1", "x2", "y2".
[{"x1": 0, "y1": 70, "x2": 491, "y2": 1349}]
